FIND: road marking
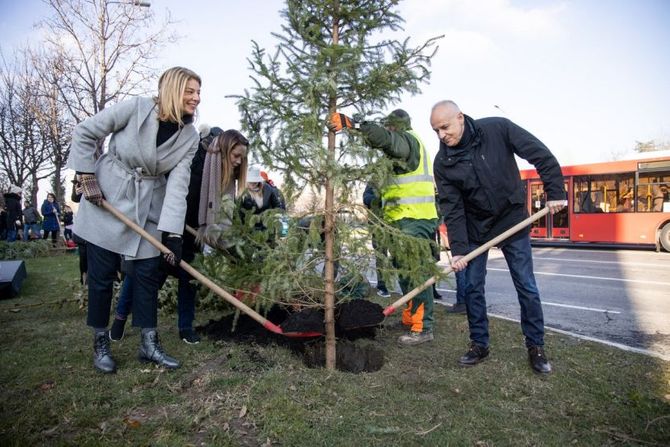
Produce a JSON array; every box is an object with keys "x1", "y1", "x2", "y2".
[
  {"x1": 486, "y1": 311, "x2": 670, "y2": 361},
  {"x1": 532, "y1": 247, "x2": 664, "y2": 256},
  {"x1": 435, "y1": 301, "x2": 670, "y2": 361},
  {"x1": 434, "y1": 291, "x2": 622, "y2": 314},
  {"x1": 542, "y1": 301, "x2": 620, "y2": 314},
  {"x1": 487, "y1": 268, "x2": 670, "y2": 286},
  {"x1": 529, "y1": 257, "x2": 669, "y2": 268}
]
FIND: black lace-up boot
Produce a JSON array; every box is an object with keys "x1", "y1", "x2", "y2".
[
  {"x1": 528, "y1": 346, "x2": 552, "y2": 374},
  {"x1": 458, "y1": 342, "x2": 489, "y2": 366},
  {"x1": 93, "y1": 331, "x2": 117, "y2": 374},
  {"x1": 138, "y1": 330, "x2": 180, "y2": 369}
]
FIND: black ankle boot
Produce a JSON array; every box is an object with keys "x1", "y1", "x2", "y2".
[
  {"x1": 138, "y1": 330, "x2": 180, "y2": 369},
  {"x1": 93, "y1": 331, "x2": 117, "y2": 374}
]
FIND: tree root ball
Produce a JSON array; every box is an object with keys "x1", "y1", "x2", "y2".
[{"x1": 303, "y1": 339, "x2": 385, "y2": 373}]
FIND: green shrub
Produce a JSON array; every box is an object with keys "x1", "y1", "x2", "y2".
[{"x1": 0, "y1": 240, "x2": 51, "y2": 260}]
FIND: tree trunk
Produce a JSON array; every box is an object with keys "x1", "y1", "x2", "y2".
[{"x1": 323, "y1": 6, "x2": 341, "y2": 370}]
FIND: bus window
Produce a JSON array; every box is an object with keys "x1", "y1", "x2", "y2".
[
  {"x1": 637, "y1": 174, "x2": 670, "y2": 212},
  {"x1": 574, "y1": 173, "x2": 634, "y2": 213}
]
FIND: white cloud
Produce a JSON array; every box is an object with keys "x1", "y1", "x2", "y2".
[{"x1": 401, "y1": 0, "x2": 566, "y2": 38}]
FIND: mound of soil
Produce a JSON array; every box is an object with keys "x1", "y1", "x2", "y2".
[
  {"x1": 198, "y1": 305, "x2": 293, "y2": 343},
  {"x1": 336, "y1": 300, "x2": 385, "y2": 330},
  {"x1": 303, "y1": 339, "x2": 385, "y2": 373},
  {"x1": 280, "y1": 308, "x2": 325, "y2": 334}
]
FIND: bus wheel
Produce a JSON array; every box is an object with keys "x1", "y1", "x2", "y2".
[{"x1": 661, "y1": 223, "x2": 670, "y2": 252}]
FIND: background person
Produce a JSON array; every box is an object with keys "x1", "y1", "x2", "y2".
[
  {"x1": 40, "y1": 193, "x2": 61, "y2": 246},
  {"x1": 239, "y1": 165, "x2": 286, "y2": 231},
  {"x1": 22, "y1": 200, "x2": 42, "y2": 241},
  {"x1": 431, "y1": 100, "x2": 565, "y2": 374},
  {"x1": 61, "y1": 205, "x2": 74, "y2": 242},
  {"x1": 67, "y1": 66, "x2": 202, "y2": 373},
  {"x1": 3, "y1": 185, "x2": 23, "y2": 242},
  {"x1": 363, "y1": 182, "x2": 391, "y2": 298}
]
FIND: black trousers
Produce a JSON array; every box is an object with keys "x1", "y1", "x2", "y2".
[{"x1": 86, "y1": 243, "x2": 162, "y2": 329}]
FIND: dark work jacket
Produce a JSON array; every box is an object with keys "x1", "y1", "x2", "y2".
[{"x1": 434, "y1": 115, "x2": 564, "y2": 256}]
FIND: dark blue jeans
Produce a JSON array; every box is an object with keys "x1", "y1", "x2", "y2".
[
  {"x1": 86, "y1": 242, "x2": 162, "y2": 329},
  {"x1": 455, "y1": 269, "x2": 466, "y2": 305},
  {"x1": 115, "y1": 265, "x2": 197, "y2": 331},
  {"x1": 464, "y1": 234, "x2": 545, "y2": 348}
]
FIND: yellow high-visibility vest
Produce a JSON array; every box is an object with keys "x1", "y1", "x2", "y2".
[{"x1": 382, "y1": 129, "x2": 438, "y2": 222}]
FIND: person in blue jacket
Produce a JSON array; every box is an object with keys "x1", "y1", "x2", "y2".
[{"x1": 40, "y1": 193, "x2": 61, "y2": 246}]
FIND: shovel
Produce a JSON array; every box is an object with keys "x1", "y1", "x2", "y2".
[
  {"x1": 101, "y1": 200, "x2": 323, "y2": 338},
  {"x1": 382, "y1": 207, "x2": 550, "y2": 317}
]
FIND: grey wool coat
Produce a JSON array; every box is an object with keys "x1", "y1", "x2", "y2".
[{"x1": 67, "y1": 96, "x2": 199, "y2": 259}]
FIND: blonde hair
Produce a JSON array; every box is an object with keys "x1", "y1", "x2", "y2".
[
  {"x1": 209, "y1": 129, "x2": 249, "y2": 196},
  {"x1": 156, "y1": 66, "x2": 201, "y2": 126}
]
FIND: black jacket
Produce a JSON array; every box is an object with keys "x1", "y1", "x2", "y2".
[
  {"x1": 3, "y1": 193, "x2": 22, "y2": 227},
  {"x1": 180, "y1": 135, "x2": 211, "y2": 262},
  {"x1": 239, "y1": 184, "x2": 285, "y2": 217},
  {"x1": 434, "y1": 116, "x2": 564, "y2": 256}
]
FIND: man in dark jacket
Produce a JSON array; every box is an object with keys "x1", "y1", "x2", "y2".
[
  {"x1": 430, "y1": 100, "x2": 566, "y2": 374},
  {"x1": 22, "y1": 200, "x2": 42, "y2": 241}
]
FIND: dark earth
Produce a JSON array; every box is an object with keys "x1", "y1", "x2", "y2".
[{"x1": 197, "y1": 300, "x2": 386, "y2": 373}]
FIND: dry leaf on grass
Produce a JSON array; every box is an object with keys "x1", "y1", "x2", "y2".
[
  {"x1": 39, "y1": 380, "x2": 55, "y2": 391},
  {"x1": 123, "y1": 417, "x2": 142, "y2": 428},
  {"x1": 239, "y1": 405, "x2": 248, "y2": 418}
]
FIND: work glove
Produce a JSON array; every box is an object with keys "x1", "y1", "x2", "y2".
[
  {"x1": 161, "y1": 232, "x2": 183, "y2": 267},
  {"x1": 78, "y1": 173, "x2": 103, "y2": 206},
  {"x1": 546, "y1": 199, "x2": 568, "y2": 215},
  {"x1": 328, "y1": 112, "x2": 360, "y2": 132}
]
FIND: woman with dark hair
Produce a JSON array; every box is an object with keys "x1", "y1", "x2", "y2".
[
  {"x1": 67, "y1": 66, "x2": 202, "y2": 374},
  {"x1": 41, "y1": 193, "x2": 61, "y2": 246}
]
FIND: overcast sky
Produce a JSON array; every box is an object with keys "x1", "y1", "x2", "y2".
[{"x1": 2, "y1": 0, "x2": 669, "y2": 174}]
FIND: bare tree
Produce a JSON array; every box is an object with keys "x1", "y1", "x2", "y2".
[
  {"x1": 29, "y1": 50, "x2": 75, "y2": 202},
  {"x1": 38, "y1": 0, "x2": 177, "y2": 122},
  {"x1": 634, "y1": 140, "x2": 670, "y2": 153},
  {"x1": 0, "y1": 52, "x2": 53, "y2": 206}
]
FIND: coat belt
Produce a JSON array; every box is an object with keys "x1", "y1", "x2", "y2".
[{"x1": 108, "y1": 155, "x2": 161, "y2": 223}]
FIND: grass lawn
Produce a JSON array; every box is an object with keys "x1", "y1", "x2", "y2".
[{"x1": 1, "y1": 254, "x2": 668, "y2": 446}]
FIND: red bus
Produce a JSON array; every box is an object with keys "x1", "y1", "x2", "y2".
[{"x1": 519, "y1": 155, "x2": 670, "y2": 251}]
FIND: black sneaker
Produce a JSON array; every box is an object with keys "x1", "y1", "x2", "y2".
[
  {"x1": 179, "y1": 329, "x2": 201, "y2": 345},
  {"x1": 528, "y1": 346, "x2": 552, "y2": 374},
  {"x1": 458, "y1": 343, "x2": 489, "y2": 366},
  {"x1": 109, "y1": 317, "x2": 127, "y2": 342}
]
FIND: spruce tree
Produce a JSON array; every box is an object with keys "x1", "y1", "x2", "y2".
[{"x1": 205, "y1": 0, "x2": 441, "y2": 370}]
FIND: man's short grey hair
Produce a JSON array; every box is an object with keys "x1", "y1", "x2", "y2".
[{"x1": 431, "y1": 100, "x2": 461, "y2": 113}]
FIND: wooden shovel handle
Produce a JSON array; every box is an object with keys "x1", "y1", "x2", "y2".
[
  {"x1": 101, "y1": 200, "x2": 282, "y2": 334},
  {"x1": 383, "y1": 207, "x2": 551, "y2": 316}
]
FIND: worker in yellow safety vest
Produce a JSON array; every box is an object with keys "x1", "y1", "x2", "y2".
[{"x1": 330, "y1": 109, "x2": 438, "y2": 346}]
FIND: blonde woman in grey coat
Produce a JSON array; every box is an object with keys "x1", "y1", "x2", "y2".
[{"x1": 67, "y1": 66, "x2": 201, "y2": 374}]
